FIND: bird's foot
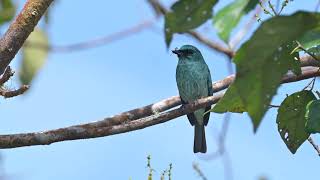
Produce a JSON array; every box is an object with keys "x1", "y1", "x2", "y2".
[{"x1": 180, "y1": 104, "x2": 187, "y2": 110}]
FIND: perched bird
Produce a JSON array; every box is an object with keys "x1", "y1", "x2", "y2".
[{"x1": 172, "y1": 45, "x2": 213, "y2": 153}]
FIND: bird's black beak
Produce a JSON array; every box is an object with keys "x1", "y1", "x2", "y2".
[{"x1": 172, "y1": 49, "x2": 183, "y2": 57}]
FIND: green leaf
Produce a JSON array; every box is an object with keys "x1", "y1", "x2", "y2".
[
  {"x1": 0, "y1": 0, "x2": 15, "y2": 25},
  {"x1": 213, "y1": 0, "x2": 258, "y2": 42},
  {"x1": 243, "y1": 0, "x2": 259, "y2": 12},
  {"x1": 307, "y1": 45, "x2": 320, "y2": 60},
  {"x1": 19, "y1": 28, "x2": 49, "y2": 85},
  {"x1": 291, "y1": 52, "x2": 302, "y2": 76},
  {"x1": 231, "y1": 11, "x2": 320, "y2": 132},
  {"x1": 305, "y1": 99, "x2": 320, "y2": 134},
  {"x1": 298, "y1": 28, "x2": 320, "y2": 50},
  {"x1": 211, "y1": 85, "x2": 246, "y2": 113},
  {"x1": 277, "y1": 91, "x2": 316, "y2": 154},
  {"x1": 164, "y1": 0, "x2": 218, "y2": 47}
]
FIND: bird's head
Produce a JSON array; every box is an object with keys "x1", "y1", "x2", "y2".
[{"x1": 172, "y1": 45, "x2": 203, "y2": 61}]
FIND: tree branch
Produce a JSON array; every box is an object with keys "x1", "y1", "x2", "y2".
[
  {"x1": 25, "y1": 19, "x2": 155, "y2": 53},
  {"x1": 0, "y1": 85, "x2": 29, "y2": 98},
  {"x1": 0, "y1": 66, "x2": 29, "y2": 98},
  {"x1": 0, "y1": 66, "x2": 319, "y2": 149},
  {"x1": 0, "y1": 0, "x2": 54, "y2": 74},
  {"x1": 308, "y1": 137, "x2": 320, "y2": 156},
  {"x1": 0, "y1": 66, "x2": 14, "y2": 86}
]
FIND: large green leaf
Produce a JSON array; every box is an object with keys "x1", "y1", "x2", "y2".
[
  {"x1": 0, "y1": 0, "x2": 15, "y2": 25},
  {"x1": 305, "y1": 99, "x2": 320, "y2": 134},
  {"x1": 213, "y1": 0, "x2": 258, "y2": 42},
  {"x1": 19, "y1": 28, "x2": 49, "y2": 85},
  {"x1": 229, "y1": 12, "x2": 320, "y2": 131},
  {"x1": 277, "y1": 91, "x2": 316, "y2": 154},
  {"x1": 164, "y1": 0, "x2": 218, "y2": 47}
]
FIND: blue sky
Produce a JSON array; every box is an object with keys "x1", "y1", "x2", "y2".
[{"x1": 1, "y1": 0, "x2": 319, "y2": 180}]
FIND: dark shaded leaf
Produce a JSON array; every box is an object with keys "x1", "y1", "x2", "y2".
[
  {"x1": 164, "y1": 0, "x2": 218, "y2": 47},
  {"x1": 305, "y1": 99, "x2": 320, "y2": 134},
  {"x1": 277, "y1": 90, "x2": 316, "y2": 154}
]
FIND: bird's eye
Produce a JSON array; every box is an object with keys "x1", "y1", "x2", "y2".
[{"x1": 184, "y1": 49, "x2": 193, "y2": 55}]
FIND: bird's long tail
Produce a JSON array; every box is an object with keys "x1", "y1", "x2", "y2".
[{"x1": 194, "y1": 124, "x2": 206, "y2": 153}]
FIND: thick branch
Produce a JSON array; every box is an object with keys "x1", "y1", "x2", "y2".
[
  {"x1": 0, "y1": 67, "x2": 319, "y2": 149},
  {"x1": 0, "y1": 0, "x2": 54, "y2": 74}
]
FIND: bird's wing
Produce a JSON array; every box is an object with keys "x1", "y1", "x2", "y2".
[
  {"x1": 207, "y1": 69, "x2": 213, "y2": 96},
  {"x1": 204, "y1": 68, "x2": 213, "y2": 126},
  {"x1": 181, "y1": 98, "x2": 196, "y2": 126}
]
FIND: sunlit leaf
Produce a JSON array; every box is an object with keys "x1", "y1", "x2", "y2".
[
  {"x1": 211, "y1": 85, "x2": 246, "y2": 113},
  {"x1": 213, "y1": 0, "x2": 258, "y2": 42},
  {"x1": 305, "y1": 99, "x2": 320, "y2": 134},
  {"x1": 19, "y1": 28, "x2": 49, "y2": 85}
]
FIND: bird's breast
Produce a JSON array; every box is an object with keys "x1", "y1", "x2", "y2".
[{"x1": 176, "y1": 63, "x2": 209, "y2": 102}]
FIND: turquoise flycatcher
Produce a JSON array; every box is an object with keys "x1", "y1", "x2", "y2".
[{"x1": 173, "y1": 45, "x2": 213, "y2": 153}]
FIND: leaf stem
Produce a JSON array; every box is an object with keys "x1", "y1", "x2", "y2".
[{"x1": 268, "y1": 1, "x2": 278, "y2": 16}]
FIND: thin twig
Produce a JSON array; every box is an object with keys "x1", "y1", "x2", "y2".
[
  {"x1": 259, "y1": 1, "x2": 274, "y2": 17},
  {"x1": 268, "y1": 1, "x2": 278, "y2": 16},
  {"x1": 0, "y1": 66, "x2": 14, "y2": 86},
  {"x1": 315, "y1": 0, "x2": 320, "y2": 12},
  {"x1": 222, "y1": 151, "x2": 233, "y2": 180},
  {"x1": 192, "y1": 163, "x2": 208, "y2": 180},
  {"x1": 187, "y1": 31, "x2": 234, "y2": 58},
  {"x1": 25, "y1": 20, "x2": 155, "y2": 53},
  {"x1": 295, "y1": 41, "x2": 319, "y2": 61},
  {"x1": 302, "y1": 77, "x2": 316, "y2": 90},
  {"x1": 279, "y1": 0, "x2": 289, "y2": 15},
  {"x1": 269, "y1": 104, "x2": 280, "y2": 108},
  {"x1": 308, "y1": 137, "x2": 320, "y2": 156},
  {"x1": 0, "y1": 85, "x2": 29, "y2": 98}
]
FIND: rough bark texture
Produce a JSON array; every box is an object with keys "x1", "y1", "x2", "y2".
[
  {"x1": 0, "y1": 0, "x2": 54, "y2": 74},
  {"x1": 0, "y1": 67, "x2": 318, "y2": 149}
]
